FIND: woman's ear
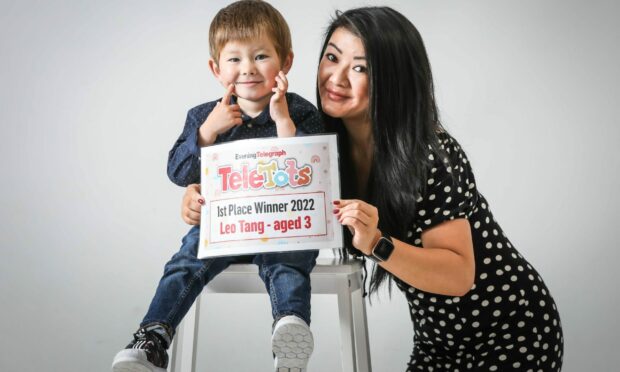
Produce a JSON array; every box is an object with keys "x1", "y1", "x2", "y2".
[{"x1": 281, "y1": 51, "x2": 294, "y2": 74}]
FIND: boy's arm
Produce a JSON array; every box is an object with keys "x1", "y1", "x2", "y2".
[
  {"x1": 168, "y1": 92, "x2": 242, "y2": 186},
  {"x1": 167, "y1": 106, "x2": 211, "y2": 186}
]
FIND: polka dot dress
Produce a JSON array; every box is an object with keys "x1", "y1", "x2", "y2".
[{"x1": 397, "y1": 132, "x2": 564, "y2": 371}]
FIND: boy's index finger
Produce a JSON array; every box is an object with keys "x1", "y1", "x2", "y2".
[{"x1": 221, "y1": 84, "x2": 235, "y2": 105}]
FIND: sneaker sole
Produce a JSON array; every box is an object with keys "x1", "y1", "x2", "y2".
[
  {"x1": 112, "y1": 349, "x2": 167, "y2": 372},
  {"x1": 272, "y1": 318, "x2": 314, "y2": 372}
]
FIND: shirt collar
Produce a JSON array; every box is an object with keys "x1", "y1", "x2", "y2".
[{"x1": 229, "y1": 95, "x2": 272, "y2": 126}]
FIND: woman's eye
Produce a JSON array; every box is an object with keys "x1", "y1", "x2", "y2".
[
  {"x1": 353, "y1": 65, "x2": 367, "y2": 73},
  {"x1": 325, "y1": 53, "x2": 337, "y2": 62},
  {"x1": 255, "y1": 54, "x2": 268, "y2": 61}
]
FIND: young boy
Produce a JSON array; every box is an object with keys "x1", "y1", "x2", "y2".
[{"x1": 112, "y1": 1, "x2": 323, "y2": 371}]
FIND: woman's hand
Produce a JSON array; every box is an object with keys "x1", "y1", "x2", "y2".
[
  {"x1": 182, "y1": 184, "x2": 203, "y2": 225},
  {"x1": 333, "y1": 199, "x2": 381, "y2": 255}
]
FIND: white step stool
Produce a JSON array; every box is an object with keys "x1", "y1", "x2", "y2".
[{"x1": 169, "y1": 258, "x2": 372, "y2": 372}]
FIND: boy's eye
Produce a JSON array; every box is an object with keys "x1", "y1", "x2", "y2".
[
  {"x1": 255, "y1": 54, "x2": 268, "y2": 61},
  {"x1": 325, "y1": 53, "x2": 337, "y2": 62},
  {"x1": 227, "y1": 57, "x2": 240, "y2": 62},
  {"x1": 353, "y1": 65, "x2": 367, "y2": 73}
]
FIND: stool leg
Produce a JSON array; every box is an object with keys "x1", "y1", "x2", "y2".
[
  {"x1": 337, "y1": 278, "x2": 356, "y2": 372},
  {"x1": 172, "y1": 294, "x2": 200, "y2": 372},
  {"x1": 169, "y1": 322, "x2": 180, "y2": 372},
  {"x1": 351, "y1": 286, "x2": 372, "y2": 372}
]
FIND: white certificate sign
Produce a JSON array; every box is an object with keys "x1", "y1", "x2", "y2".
[{"x1": 198, "y1": 134, "x2": 341, "y2": 258}]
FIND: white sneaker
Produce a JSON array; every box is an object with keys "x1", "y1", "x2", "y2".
[{"x1": 271, "y1": 315, "x2": 314, "y2": 372}]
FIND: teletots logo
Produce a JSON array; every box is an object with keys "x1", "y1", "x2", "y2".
[{"x1": 218, "y1": 158, "x2": 312, "y2": 192}]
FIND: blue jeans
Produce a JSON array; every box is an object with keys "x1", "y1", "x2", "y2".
[{"x1": 141, "y1": 226, "x2": 318, "y2": 337}]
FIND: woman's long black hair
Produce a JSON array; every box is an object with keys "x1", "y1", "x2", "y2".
[{"x1": 316, "y1": 7, "x2": 446, "y2": 294}]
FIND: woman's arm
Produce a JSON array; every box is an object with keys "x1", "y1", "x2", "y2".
[
  {"x1": 335, "y1": 199, "x2": 475, "y2": 297},
  {"x1": 386, "y1": 219, "x2": 475, "y2": 296}
]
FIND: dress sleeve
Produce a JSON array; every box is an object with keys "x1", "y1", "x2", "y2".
[{"x1": 414, "y1": 135, "x2": 479, "y2": 231}]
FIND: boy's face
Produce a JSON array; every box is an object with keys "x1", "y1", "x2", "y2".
[{"x1": 209, "y1": 35, "x2": 292, "y2": 106}]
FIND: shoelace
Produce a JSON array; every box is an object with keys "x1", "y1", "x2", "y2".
[{"x1": 130, "y1": 329, "x2": 148, "y2": 350}]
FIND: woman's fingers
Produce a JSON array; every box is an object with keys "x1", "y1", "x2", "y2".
[
  {"x1": 188, "y1": 184, "x2": 202, "y2": 202},
  {"x1": 334, "y1": 199, "x2": 377, "y2": 214},
  {"x1": 339, "y1": 215, "x2": 368, "y2": 231},
  {"x1": 339, "y1": 214, "x2": 377, "y2": 255},
  {"x1": 183, "y1": 209, "x2": 201, "y2": 225},
  {"x1": 334, "y1": 199, "x2": 378, "y2": 223},
  {"x1": 182, "y1": 184, "x2": 203, "y2": 225},
  {"x1": 337, "y1": 208, "x2": 372, "y2": 226},
  {"x1": 335, "y1": 200, "x2": 375, "y2": 231},
  {"x1": 188, "y1": 198, "x2": 202, "y2": 213}
]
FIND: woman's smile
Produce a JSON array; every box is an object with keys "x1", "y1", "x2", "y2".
[{"x1": 324, "y1": 86, "x2": 349, "y2": 101}]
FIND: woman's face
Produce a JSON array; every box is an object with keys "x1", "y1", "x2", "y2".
[{"x1": 318, "y1": 27, "x2": 369, "y2": 124}]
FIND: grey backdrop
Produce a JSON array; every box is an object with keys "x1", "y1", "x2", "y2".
[{"x1": 1, "y1": 0, "x2": 619, "y2": 371}]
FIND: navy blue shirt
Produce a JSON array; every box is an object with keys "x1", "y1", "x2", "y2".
[{"x1": 168, "y1": 92, "x2": 323, "y2": 186}]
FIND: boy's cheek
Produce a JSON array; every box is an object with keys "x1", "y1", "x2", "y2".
[
  {"x1": 218, "y1": 76, "x2": 234, "y2": 87},
  {"x1": 215, "y1": 69, "x2": 235, "y2": 84}
]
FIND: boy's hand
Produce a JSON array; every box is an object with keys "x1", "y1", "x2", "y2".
[
  {"x1": 182, "y1": 184, "x2": 203, "y2": 225},
  {"x1": 199, "y1": 84, "x2": 242, "y2": 146},
  {"x1": 270, "y1": 71, "x2": 296, "y2": 137}
]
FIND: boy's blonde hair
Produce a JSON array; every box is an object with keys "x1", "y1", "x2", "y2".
[{"x1": 209, "y1": 0, "x2": 292, "y2": 64}]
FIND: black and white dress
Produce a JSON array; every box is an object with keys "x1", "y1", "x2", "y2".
[{"x1": 399, "y1": 132, "x2": 563, "y2": 371}]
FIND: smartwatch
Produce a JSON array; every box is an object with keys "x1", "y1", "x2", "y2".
[{"x1": 369, "y1": 234, "x2": 395, "y2": 263}]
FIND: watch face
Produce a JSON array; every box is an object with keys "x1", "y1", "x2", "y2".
[{"x1": 373, "y1": 237, "x2": 394, "y2": 261}]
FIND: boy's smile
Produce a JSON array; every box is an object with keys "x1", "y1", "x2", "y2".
[{"x1": 210, "y1": 35, "x2": 292, "y2": 111}]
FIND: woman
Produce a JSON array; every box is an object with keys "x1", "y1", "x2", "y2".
[{"x1": 183, "y1": 6, "x2": 564, "y2": 371}]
